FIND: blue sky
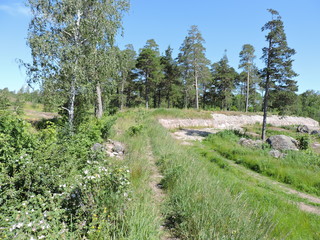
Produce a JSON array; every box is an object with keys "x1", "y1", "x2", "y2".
[{"x1": 1, "y1": 0, "x2": 319, "y2": 93}]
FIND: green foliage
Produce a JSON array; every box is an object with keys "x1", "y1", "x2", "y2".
[
  {"x1": 0, "y1": 112, "x2": 36, "y2": 160},
  {"x1": 261, "y1": 9, "x2": 298, "y2": 138},
  {"x1": 297, "y1": 135, "x2": 310, "y2": 150},
  {"x1": 178, "y1": 25, "x2": 211, "y2": 109},
  {"x1": 210, "y1": 53, "x2": 238, "y2": 110},
  {"x1": 0, "y1": 113, "x2": 130, "y2": 239},
  {"x1": 136, "y1": 39, "x2": 164, "y2": 109},
  {"x1": 0, "y1": 89, "x2": 10, "y2": 110},
  {"x1": 127, "y1": 124, "x2": 143, "y2": 136},
  {"x1": 205, "y1": 130, "x2": 320, "y2": 196}
]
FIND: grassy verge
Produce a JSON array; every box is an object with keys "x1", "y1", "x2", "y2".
[
  {"x1": 112, "y1": 110, "x2": 162, "y2": 239},
  {"x1": 144, "y1": 116, "x2": 320, "y2": 239},
  {"x1": 204, "y1": 130, "x2": 320, "y2": 196}
]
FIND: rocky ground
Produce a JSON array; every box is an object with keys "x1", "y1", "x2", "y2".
[{"x1": 159, "y1": 113, "x2": 319, "y2": 142}]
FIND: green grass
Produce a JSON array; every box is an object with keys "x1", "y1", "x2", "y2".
[
  {"x1": 150, "y1": 108, "x2": 213, "y2": 119},
  {"x1": 112, "y1": 111, "x2": 162, "y2": 239},
  {"x1": 145, "y1": 118, "x2": 320, "y2": 239},
  {"x1": 204, "y1": 130, "x2": 320, "y2": 196}
]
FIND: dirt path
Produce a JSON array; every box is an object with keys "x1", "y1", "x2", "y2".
[{"x1": 146, "y1": 139, "x2": 179, "y2": 240}]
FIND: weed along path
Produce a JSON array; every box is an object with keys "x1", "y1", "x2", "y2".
[{"x1": 146, "y1": 140, "x2": 179, "y2": 240}]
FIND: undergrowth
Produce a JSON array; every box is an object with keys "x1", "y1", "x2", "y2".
[{"x1": 0, "y1": 111, "x2": 129, "y2": 239}]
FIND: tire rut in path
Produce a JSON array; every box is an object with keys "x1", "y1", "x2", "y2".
[{"x1": 146, "y1": 139, "x2": 179, "y2": 240}]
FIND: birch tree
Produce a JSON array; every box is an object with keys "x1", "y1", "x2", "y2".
[{"x1": 23, "y1": 0, "x2": 129, "y2": 131}]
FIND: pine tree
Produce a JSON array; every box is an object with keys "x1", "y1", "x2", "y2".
[
  {"x1": 136, "y1": 39, "x2": 163, "y2": 109},
  {"x1": 239, "y1": 44, "x2": 256, "y2": 112},
  {"x1": 161, "y1": 46, "x2": 181, "y2": 108},
  {"x1": 178, "y1": 25, "x2": 210, "y2": 109},
  {"x1": 211, "y1": 52, "x2": 238, "y2": 110},
  {"x1": 261, "y1": 9, "x2": 298, "y2": 140},
  {"x1": 117, "y1": 45, "x2": 137, "y2": 110}
]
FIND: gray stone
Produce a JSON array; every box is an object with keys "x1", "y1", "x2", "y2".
[
  {"x1": 266, "y1": 135, "x2": 299, "y2": 151},
  {"x1": 269, "y1": 149, "x2": 286, "y2": 158},
  {"x1": 91, "y1": 143, "x2": 104, "y2": 151},
  {"x1": 112, "y1": 142, "x2": 125, "y2": 154},
  {"x1": 239, "y1": 138, "x2": 263, "y2": 149},
  {"x1": 297, "y1": 125, "x2": 309, "y2": 134},
  {"x1": 311, "y1": 130, "x2": 320, "y2": 136}
]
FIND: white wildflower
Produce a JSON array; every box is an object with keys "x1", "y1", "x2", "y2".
[{"x1": 17, "y1": 222, "x2": 24, "y2": 228}]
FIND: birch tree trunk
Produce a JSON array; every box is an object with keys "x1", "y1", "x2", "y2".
[
  {"x1": 120, "y1": 75, "x2": 125, "y2": 110},
  {"x1": 96, "y1": 81, "x2": 103, "y2": 118}
]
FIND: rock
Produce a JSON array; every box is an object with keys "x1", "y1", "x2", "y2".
[
  {"x1": 311, "y1": 130, "x2": 320, "y2": 136},
  {"x1": 112, "y1": 142, "x2": 125, "y2": 154},
  {"x1": 91, "y1": 143, "x2": 104, "y2": 151},
  {"x1": 266, "y1": 135, "x2": 299, "y2": 151},
  {"x1": 297, "y1": 125, "x2": 309, "y2": 134},
  {"x1": 269, "y1": 149, "x2": 286, "y2": 158},
  {"x1": 239, "y1": 138, "x2": 263, "y2": 148},
  {"x1": 104, "y1": 139, "x2": 125, "y2": 158}
]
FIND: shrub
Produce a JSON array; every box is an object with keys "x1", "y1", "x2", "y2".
[
  {"x1": 297, "y1": 135, "x2": 310, "y2": 150},
  {"x1": 127, "y1": 124, "x2": 143, "y2": 136},
  {"x1": 0, "y1": 113, "x2": 130, "y2": 238}
]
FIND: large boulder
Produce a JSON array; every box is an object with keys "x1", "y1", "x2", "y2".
[
  {"x1": 297, "y1": 125, "x2": 309, "y2": 134},
  {"x1": 239, "y1": 138, "x2": 263, "y2": 149},
  {"x1": 266, "y1": 135, "x2": 299, "y2": 151}
]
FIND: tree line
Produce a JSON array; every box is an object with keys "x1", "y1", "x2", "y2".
[{"x1": 9, "y1": 1, "x2": 316, "y2": 137}]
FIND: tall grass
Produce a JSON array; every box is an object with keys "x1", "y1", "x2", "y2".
[
  {"x1": 205, "y1": 130, "x2": 320, "y2": 196},
  {"x1": 147, "y1": 120, "x2": 274, "y2": 239},
  {"x1": 146, "y1": 119, "x2": 320, "y2": 239},
  {"x1": 112, "y1": 111, "x2": 162, "y2": 240}
]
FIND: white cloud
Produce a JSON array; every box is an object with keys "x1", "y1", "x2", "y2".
[{"x1": 0, "y1": 3, "x2": 30, "y2": 17}]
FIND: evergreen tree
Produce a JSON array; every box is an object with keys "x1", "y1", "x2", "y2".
[
  {"x1": 178, "y1": 25, "x2": 210, "y2": 109},
  {"x1": 261, "y1": 9, "x2": 298, "y2": 140},
  {"x1": 161, "y1": 46, "x2": 181, "y2": 108},
  {"x1": 136, "y1": 39, "x2": 163, "y2": 109},
  {"x1": 117, "y1": 45, "x2": 137, "y2": 110},
  {"x1": 211, "y1": 52, "x2": 238, "y2": 110},
  {"x1": 239, "y1": 44, "x2": 256, "y2": 112}
]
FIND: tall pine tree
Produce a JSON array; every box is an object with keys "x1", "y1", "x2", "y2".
[
  {"x1": 178, "y1": 25, "x2": 210, "y2": 109},
  {"x1": 261, "y1": 9, "x2": 298, "y2": 140},
  {"x1": 239, "y1": 44, "x2": 256, "y2": 112}
]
